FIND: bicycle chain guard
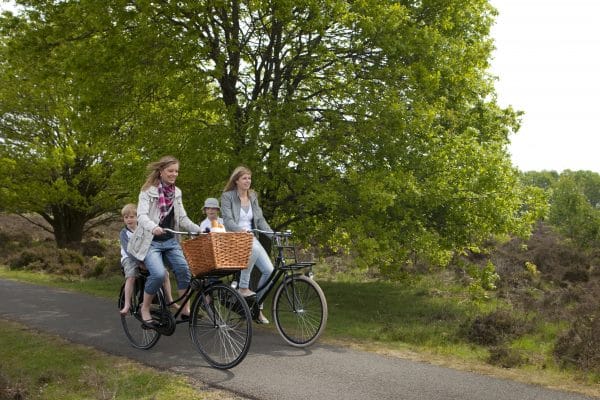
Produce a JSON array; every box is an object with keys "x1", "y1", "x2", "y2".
[{"x1": 151, "y1": 309, "x2": 176, "y2": 336}]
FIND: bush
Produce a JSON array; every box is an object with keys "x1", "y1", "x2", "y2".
[
  {"x1": 463, "y1": 309, "x2": 527, "y2": 346},
  {"x1": 81, "y1": 240, "x2": 106, "y2": 257},
  {"x1": 0, "y1": 231, "x2": 34, "y2": 254},
  {"x1": 0, "y1": 217, "x2": 126, "y2": 279},
  {"x1": 488, "y1": 346, "x2": 527, "y2": 368},
  {"x1": 5, "y1": 244, "x2": 86, "y2": 275},
  {"x1": 554, "y1": 312, "x2": 600, "y2": 372},
  {"x1": 81, "y1": 254, "x2": 120, "y2": 278},
  {"x1": 57, "y1": 248, "x2": 84, "y2": 265},
  {"x1": 8, "y1": 250, "x2": 46, "y2": 270},
  {"x1": 562, "y1": 268, "x2": 589, "y2": 283}
]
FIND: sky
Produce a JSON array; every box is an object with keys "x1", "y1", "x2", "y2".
[
  {"x1": 490, "y1": 0, "x2": 600, "y2": 173},
  {"x1": 2, "y1": 1, "x2": 599, "y2": 173}
]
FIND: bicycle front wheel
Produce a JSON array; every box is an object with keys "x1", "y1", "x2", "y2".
[
  {"x1": 273, "y1": 275, "x2": 328, "y2": 347},
  {"x1": 119, "y1": 278, "x2": 161, "y2": 350},
  {"x1": 189, "y1": 283, "x2": 252, "y2": 369}
]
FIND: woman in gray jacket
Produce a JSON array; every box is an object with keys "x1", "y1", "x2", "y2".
[
  {"x1": 127, "y1": 155, "x2": 201, "y2": 326},
  {"x1": 221, "y1": 165, "x2": 273, "y2": 324}
]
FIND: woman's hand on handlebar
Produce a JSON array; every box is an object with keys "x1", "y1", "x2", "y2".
[{"x1": 152, "y1": 226, "x2": 164, "y2": 236}]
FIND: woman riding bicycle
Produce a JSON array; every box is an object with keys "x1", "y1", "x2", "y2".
[
  {"x1": 220, "y1": 165, "x2": 273, "y2": 324},
  {"x1": 127, "y1": 155, "x2": 201, "y2": 326}
]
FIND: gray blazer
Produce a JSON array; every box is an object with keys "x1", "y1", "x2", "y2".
[{"x1": 221, "y1": 190, "x2": 272, "y2": 234}]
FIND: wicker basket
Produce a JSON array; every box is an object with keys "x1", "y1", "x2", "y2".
[{"x1": 181, "y1": 232, "x2": 253, "y2": 277}]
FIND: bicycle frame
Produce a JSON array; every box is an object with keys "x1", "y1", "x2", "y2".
[
  {"x1": 165, "y1": 275, "x2": 203, "y2": 322},
  {"x1": 251, "y1": 231, "x2": 315, "y2": 307}
]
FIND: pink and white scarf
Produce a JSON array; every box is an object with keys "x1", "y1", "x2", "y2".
[{"x1": 157, "y1": 181, "x2": 175, "y2": 222}]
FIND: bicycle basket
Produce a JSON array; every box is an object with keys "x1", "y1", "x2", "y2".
[{"x1": 181, "y1": 232, "x2": 253, "y2": 277}]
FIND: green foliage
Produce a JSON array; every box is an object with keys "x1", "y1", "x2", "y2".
[
  {"x1": 1, "y1": 0, "x2": 544, "y2": 271},
  {"x1": 520, "y1": 170, "x2": 600, "y2": 250},
  {"x1": 466, "y1": 261, "x2": 500, "y2": 300},
  {"x1": 520, "y1": 170, "x2": 559, "y2": 190},
  {"x1": 524, "y1": 261, "x2": 541, "y2": 281},
  {"x1": 548, "y1": 173, "x2": 600, "y2": 248}
]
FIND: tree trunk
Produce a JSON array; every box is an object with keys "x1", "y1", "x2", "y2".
[{"x1": 47, "y1": 205, "x2": 88, "y2": 249}]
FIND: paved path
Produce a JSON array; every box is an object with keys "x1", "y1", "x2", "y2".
[{"x1": 0, "y1": 279, "x2": 596, "y2": 400}]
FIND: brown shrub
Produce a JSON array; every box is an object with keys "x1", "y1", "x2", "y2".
[
  {"x1": 81, "y1": 240, "x2": 107, "y2": 257},
  {"x1": 562, "y1": 268, "x2": 589, "y2": 283},
  {"x1": 554, "y1": 312, "x2": 600, "y2": 372},
  {"x1": 81, "y1": 253, "x2": 120, "y2": 278},
  {"x1": 1, "y1": 227, "x2": 121, "y2": 278},
  {"x1": 463, "y1": 309, "x2": 528, "y2": 346},
  {"x1": 0, "y1": 231, "x2": 29, "y2": 252},
  {"x1": 488, "y1": 346, "x2": 527, "y2": 368}
]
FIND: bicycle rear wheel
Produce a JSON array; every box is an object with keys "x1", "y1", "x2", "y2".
[
  {"x1": 119, "y1": 278, "x2": 161, "y2": 349},
  {"x1": 189, "y1": 283, "x2": 252, "y2": 369},
  {"x1": 273, "y1": 274, "x2": 327, "y2": 347}
]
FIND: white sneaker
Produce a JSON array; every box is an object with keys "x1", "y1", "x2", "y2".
[{"x1": 256, "y1": 314, "x2": 269, "y2": 324}]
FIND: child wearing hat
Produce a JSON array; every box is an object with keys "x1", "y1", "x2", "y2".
[{"x1": 199, "y1": 197, "x2": 225, "y2": 233}]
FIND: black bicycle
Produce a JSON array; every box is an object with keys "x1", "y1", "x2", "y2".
[
  {"x1": 117, "y1": 237, "x2": 253, "y2": 369},
  {"x1": 240, "y1": 230, "x2": 328, "y2": 347}
]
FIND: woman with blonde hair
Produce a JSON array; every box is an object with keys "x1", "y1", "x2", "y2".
[
  {"x1": 221, "y1": 165, "x2": 273, "y2": 324},
  {"x1": 127, "y1": 155, "x2": 201, "y2": 326}
]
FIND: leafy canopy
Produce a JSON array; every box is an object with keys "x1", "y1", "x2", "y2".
[{"x1": 0, "y1": 0, "x2": 543, "y2": 271}]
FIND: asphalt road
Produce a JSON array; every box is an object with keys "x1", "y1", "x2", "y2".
[{"x1": 0, "y1": 279, "x2": 596, "y2": 400}]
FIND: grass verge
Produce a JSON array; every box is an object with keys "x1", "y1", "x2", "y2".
[{"x1": 0, "y1": 319, "x2": 246, "y2": 400}]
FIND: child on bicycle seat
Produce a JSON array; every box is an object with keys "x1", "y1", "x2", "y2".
[
  {"x1": 119, "y1": 203, "x2": 176, "y2": 315},
  {"x1": 199, "y1": 197, "x2": 225, "y2": 233}
]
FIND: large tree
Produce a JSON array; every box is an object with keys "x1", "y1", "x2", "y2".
[
  {"x1": 0, "y1": 2, "x2": 214, "y2": 246},
  {"x1": 142, "y1": 0, "x2": 543, "y2": 267},
  {"x1": 1, "y1": 0, "x2": 544, "y2": 270}
]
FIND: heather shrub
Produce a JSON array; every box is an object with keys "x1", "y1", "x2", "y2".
[
  {"x1": 81, "y1": 240, "x2": 106, "y2": 257},
  {"x1": 0, "y1": 213, "x2": 122, "y2": 275},
  {"x1": 8, "y1": 250, "x2": 46, "y2": 270},
  {"x1": 82, "y1": 254, "x2": 120, "y2": 278},
  {"x1": 463, "y1": 309, "x2": 528, "y2": 346},
  {"x1": 554, "y1": 312, "x2": 600, "y2": 372},
  {"x1": 488, "y1": 346, "x2": 527, "y2": 369}
]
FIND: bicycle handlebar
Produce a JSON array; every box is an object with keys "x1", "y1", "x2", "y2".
[
  {"x1": 163, "y1": 228, "x2": 202, "y2": 236},
  {"x1": 164, "y1": 228, "x2": 293, "y2": 238},
  {"x1": 251, "y1": 229, "x2": 292, "y2": 237}
]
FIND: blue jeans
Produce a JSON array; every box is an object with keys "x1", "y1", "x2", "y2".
[
  {"x1": 240, "y1": 237, "x2": 274, "y2": 302},
  {"x1": 143, "y1": 238, "x2": 191, "y2": 295}
]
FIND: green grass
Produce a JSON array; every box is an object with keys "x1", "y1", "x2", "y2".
[
  {"x1": 0, "y1": 319, "x2": 237, "y2": 400},
  {"x1": 320, "y1": 275, "x2": 484, "y2": 347}
]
